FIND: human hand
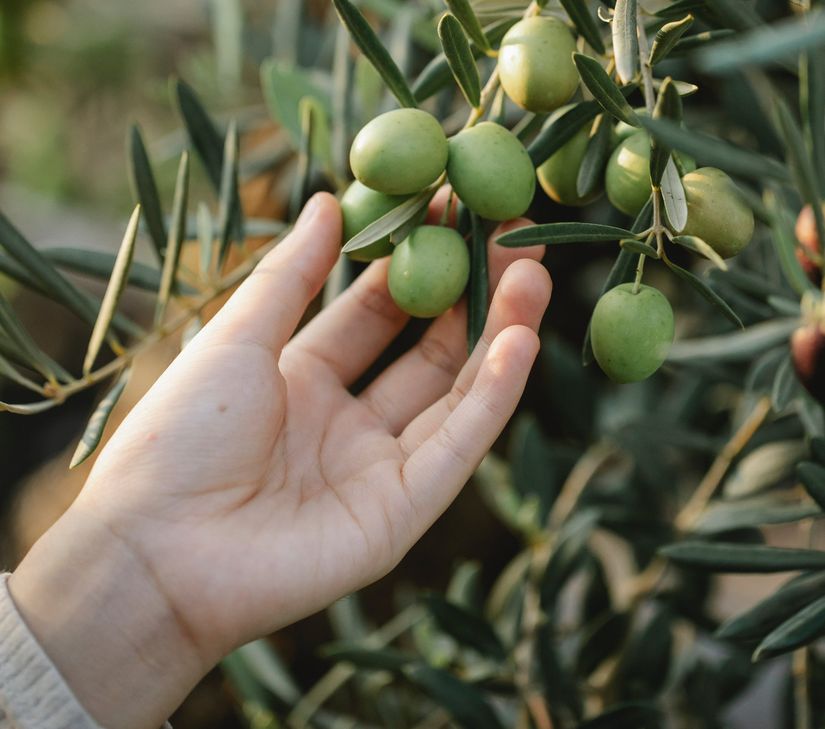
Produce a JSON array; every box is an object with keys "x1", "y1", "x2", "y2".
[{"x1": 10, "y1": 191, "x2": 551, "y2": 729}]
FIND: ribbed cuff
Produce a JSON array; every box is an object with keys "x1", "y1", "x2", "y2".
[{"x1": 0, "y1": 572, "x2": 103, "y2": 729}]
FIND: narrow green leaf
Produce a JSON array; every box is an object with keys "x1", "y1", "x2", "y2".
[
  {"x1": 573, "y1": 54, "x2": 639, "y2": 127},
  {"x1": 668, "y1": 319, "x2": 798, "y2": 364},
  {"x1": 497, "y1": 222, "x2": 634, "y2": 247},
  {"x1": 422, "y1": 594, "x2": 505, "y2": 659},
  {"x1": 127, "y1": 124, "x2": 167, "y2": 263},
  {"x1": 695, "y1": 10, "x2": 825, "y2": 75},
  {"x1": 445, "y1": 0, "x2": 491, "y2": 52},
  {"x1": 438, "y1": 14, "x2": 481, "y2": 108},
  {"x1": 649, "y1": 14, "x2": 694, "y2": 66},
  {"x1": 717, "y1": 571, "x2": 825, "y2": 642},
  {"x1": 322, "y1": 644, "x2": 412, "y2": 671},
  {"x1": 620, "y1": 238, "x2": 658, "y2": 258},
  {"x1": 754, "y1": 594, "x2": 825, "y2": 660},
  {"x1": 70, "y1": 368, "x2": 131, "y2": 468},
  {"x1": 402, "y1": 663, "x2": 504, "y2": 729},
  {"x1": 528, "y1": 100, "x2": 601, "y2": 166},
  {"x1": 663, "y1": 256, "x2": 743, "y2": 328},
  {"x1": 83, "y1": 206, "x2": 141, "y2": 375},
  {"x1": 174, "y1": 79, "x2": 223, "y2": 190},
  {"x1": 669, "y1": 29, "x2": 735, "y2": 55},
  {"x1": 612, "y1": 0, "x2": 639, "y2": 85},
  {"x1": 541, "y1": 510, "x2": 601, "y2": 607},
  {"x1": 763, "y1": 188, "x2": 817, "y2": 296},
  {"x1": 576, "y1": 116, "x2": 613, "y2": 199},
  {"x1": 671, "y1": 235, "x2": 728, "y2": 270},
  {"x1": 771, "y1": 353, "x2": 798, "y2": 412},
  {"x1": 640, "y1": 117, "x2": 791, "y2": 182},
  {"x1": 576, "y1": 702, "x2": 661, "y2": 729},
  {"x1": 196, "y1": 203, "x2": 214, "y2": 278},
  {"x1": 468, "y1": 212, "x2": 488, "y2": 354},
  {"x1": 798, "y1": 461, "x2": 825, "y2": 511},
  {"x1": 0, "y1": 352, "x2": 44, "y2": 393},
  {"x1": 233, "y1": 641, "x2": 301, "y2": 705},
  {"x1": 559, "y1": 0, "x2": 605, "y2": 54},
  {"x1": 694, "y1": 498, "x2": 820, "y2": 535},
  {"x1": 156, "y1": 152, "x2": 190, "y2": 326},
  {"x1": 342, "y1": 189, "x2": 433, "y2": 254},
  {"x1": 650, "y1": 78, "x2": 682, "y2": 187},
  {"x1": 660, "y1": 542, "x2": 825, "y2": 572},
  {"x1": 288, "y1": 101, "x2": 314, "y2": 222},
  {"x1": 217, "y1": 120, "x2": 241, "y2": 266},
  {"x1": 331, "y1": 0, "x2": 417, "y2": 109},
  {"x1": 661, "y1": 158, "x2": 688, "y2": 233}
]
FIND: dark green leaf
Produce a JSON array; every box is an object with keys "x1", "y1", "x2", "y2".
[
  {"x1": 83, "y1": 206, "x2": 140, "y2": 375},
  {"x1": 662, "y1": 256, "x2": 743, "y2": 329},
  {"x1": 812, "y1": 438, "x2": 825, "y2": 465},
  {"x1": 497, "y1": 223, "x2": 634, "y2": 247},
  {"x1": 650, "y1": 78, "x2": 682, "y2": 187},
  {"x1": 468, "y1": 212, "x2": 488, "y2": 354},
  {"x1": 289, "y1": 103, "x2": 313, "y2": 223},
  {"x1": 576, "y1": 702, "x2": 661, "y2": 729},
  {"x1": 669, "y1": 29, "x2": 735, "y2": 55},
  {"x1": 620, "y1": 238, "x2": 658, "y2": 258},
  {"x1": 127, "y1": 124, "x2": 167, "y2": 263},
  {"x1": 763, "y1": 188, "x2": 817, "y2": 296},
  {"x1": 655, "y1": 0, "x2": 704, "y2": 19},
  {"x1": 403, "y1": 663, "x2": 504, "y2": 729},
  {"x1": 576, "y1": 116, "x2": 613, "y2": 199},
  {"x1": 331, "y1": 0, "x2": 417, "y2": 108},
  {"x1": 422, "y1": 594, "x2": 505, "y2": 659},
  {"x1": 771, "y1": 353, "x2": 798, "y2": 412},
  {"x1": 322, "y1": 644, "x2": 412, "y2": 671},
  {"x1": 438, "y1": 14, "x2": 481, "y2": 108},
  {"x1": 0, "y1": 352, "x2": 43, "y2": 393},
  {"x1": 559, "y1": 0, "x2": 605, "y2": 54},
  {"x1": 576, "y1": 612, "x2": 630, "y2": 677},
  {"x1": 445, "y1": 0, "x2": 491, "y2": 52},
  {"x1": 649, "y1": 14, "x2": 694, "y2": 66},
  {"x1": 612, "y1": 0, "x2": 639, "y2": 85},
  {"x1": 342, "y1": 189, "x2": 434, "y2": 254},
  {"x1": 660, "y1": 542, "x2": 825, "y2": 572},
  {"x1": 536, "y1": 622, "x2": 583, "y2": 722},
  {"x1": 70, "y1": 368, "x2": 131, "y2": 468},
  {"x1": 174, "y1": 79, "x2": 224, "y2": 190},
  {"x1": 799, "y1": 461, "x2": 825, "y2": 512},
  {"x1": 542, "y1": 510, "x2": 600, "y2": 607},
  {"x1": 717, "y1": 571, "x2": 825, "y2": 642},
  {"x1": 693, "y1": 498, "x2": 820, "y2": 535},
  {"x1": 156, "y1": 151, "x2": 190, "y2": 326},
  {"x1": 754, "y1": 594, "x2": 825, "y2": 660},
  {"x1": 528, "y1": 100, "x2": 601, "y2": 166},
  {"x1": 217, "y1": 119, "x2": 243, "y2": 266},
  {"x1": 573, "y1": 54, "x2": 639, "y2": 127}
]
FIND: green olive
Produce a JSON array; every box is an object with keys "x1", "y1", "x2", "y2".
[
  {"x1": 350, "y1": 109, "x2": 448, "y2": 195},
  {"x1": 681, "y1": 167, "x2": 755, "y2": 258},
  {"x1": 498, "y1": 16, "x2": 579, "y2": 113},
  {"x1": 446, "y1": 122, "x2": 535, "y2": 221},
  {"x1": 613, "y1": 109, "x2": 648, "y2": 144},
  {"x1": 605, "y1": 131, "x2": 652, "y2": 217},
  {"x1": 537, "y1": 122, "x2": 602, "y2": 207},
  {"x1": 590, "y1": 283, "x2": 674, "y2": 383},
  {"x1": 340, "y1": 181, "x2": 410, "y2": 262},
  {"x1": 388, "y1": 226, "x2": 470, "y2": 318}
]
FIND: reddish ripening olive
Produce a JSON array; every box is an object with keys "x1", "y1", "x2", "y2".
[
  {"x1": 446, "y1": 122, "x2": 535, "y2": 221},
  {"x1": 590, "y1": 283, "x2": 675, "y2": 383},
  {"x1": 537, "y1": 123, "x2": 602, "y2": 207},
  {"x1": 795, "y1": 204, "x2": 824, "y2": 285},
  {"x1": 498, "y1": 16, "x2": 579, "y2": 113},
  {"x1": 350, "y1": 109, "x2": 448, "y2": 195},
  {"x1": 388, "y1": 226, "x2": 470, "y2": 318},
  {"x1": 792, "y1": 324, "x2": 825, "y2": 405},
  {"x1": 340, "y1": 181, "x2": 411, "y2": 261},
  {"x1": 681, "y1": 167, "x2": 754, "y2": 259}
]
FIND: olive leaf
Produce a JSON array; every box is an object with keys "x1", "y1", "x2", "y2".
[
  {"x1": 771, "y1": 353, "x2": 798, "y2": 412},
  {"x1": 573, "y1": 54, "x2": 639, "y2": 128},
  {"x1": 468, "y1": 212, "x2": 488, "y2": 354},
  {"x1": 437, "y1": 13, "x2": 481, "y2": 109},
  {"x1": 662, "y1": 256, "x2": 743, "y2": 328},
  {"x1": 693, "y1": 498, "x2": 820, "y2": 535},
  {"x1": 648, "y1": 14, "x2": 694, "y2": 66},
  {"x1": 196, "y1": 202, "x2": 214, "y2": 278},
  {"x1": 640, "y1": 117, "x2": 790, "y2": 182},
  {"x1": 497, "y1": 223, "x2": 635, "y2": 247},
  {"x1": 288, "y1": 102, "x2": 314, "y2": 223},
  {"x1": 422, "y1": 594, "x2": 505, "y2": 659},
  {"x1": 660, "y1": 542, "x2": 825, "y2": 572},
  {"x1": 323, "y1": 643, "x2": 413, "y2": 671},
  {"x1": 82, "y1": 205, "x2": 141, "y2": 375},
  {"x1": 650, "y1": 78, "x2": 682, "y2": 187},
  {"x1": 528, "y1": 100, "x2": 601, "y2": 166},
  {"x1": 671, "y1": 235, "x2": 728, "y2": 271},
  {"x1": 559, "y1": 0, "x2": 605, "y2": 54},
  {"x1": 70, "y1": 368, "x2": 132, "y2": 468},
  {"x1": 174, "y1": 79, "x2": 224, "y2": 191},
  {"x1": 754, "y1": 594, "x2": 825, "y2": 661},
  {"x1": 444, "y1": 0, "x2": 491, "y2": 53},
  {"x1": 763, "y1": 188, "x2": 816, "y2": 296},
  {"x1": 331, "y1": 0, "x2": 417, "y2": 109},
  {"x1": 127, "y1": 124, "x2": 167, "y2": 263},
  {"x1": 155, "y1": 151, "x2": 190, "y2": 326},
  {"x1": 612, "y1": 0, "x2": 639, "y2": 85},
  {"x1": 655, "y1": 0, "x2": 705, "y2": 19},
  {"x1": 798, "y1": 461, "x2": 825, "y2": 511},
  {"x1": 0, "y1": 352, "x2": 44, "y2": 393},
  {"x1": 576, "y1": 116, "x2": 613, "y2": 199},
  {"x1": 620, "y1": 238, "x2": 658, "y2": 258},
  {"x1": 217, "y1": 119, "x2": 243, "y2": 265},
  {"x1": 342, "y1": 189, "x2": 433, "y2": 254},
  {"x1": 669, "y1": 29, "x2": 735, "y2": 55}
]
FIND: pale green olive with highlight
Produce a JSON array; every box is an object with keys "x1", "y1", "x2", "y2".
[
  {"x1": 605, "y1": 131, "x2": 653, "y2": 217},
  {"x1": 681, "y1": 167, "x2": 755, "y2": 259},
  {"x1": 498, "y1": 16, "x2": 579, "y2": 113},
  {"x1": 446, "y1": 122, "x2": 535, "y2": 221},
  {"x1": 349, "y1": 109, "x2": 448, "y2": 195},
  {"x1": 591, "y1": 283, "x2": 675, "y2": 383},
  {"x1": 388, "y1": 226, "x2": 470, "y2": 318},
  {"x1": 340, "y1": 181, "x2": 411, "y2": 262}
]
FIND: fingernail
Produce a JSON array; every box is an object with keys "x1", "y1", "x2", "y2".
[{"x1": 296, "y1": 194, "x2": 323, "y2": 228}]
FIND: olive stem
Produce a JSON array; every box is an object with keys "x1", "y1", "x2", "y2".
[{"x1": 632, "y1": 252, "x2": 646, "y2": 294}]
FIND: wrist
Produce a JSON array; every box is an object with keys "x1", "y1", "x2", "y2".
[{"x1": 8, "y1": 504, "x2": 207, "y2": 729}]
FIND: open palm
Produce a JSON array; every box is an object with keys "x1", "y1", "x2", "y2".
[{"x1": 76, "y1": 192, "x2": 551, "y2": 668}]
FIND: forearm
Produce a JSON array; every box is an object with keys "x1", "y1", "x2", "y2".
[{"x1": 7, "y1": 505, "x2": 205, "y2": 729}]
